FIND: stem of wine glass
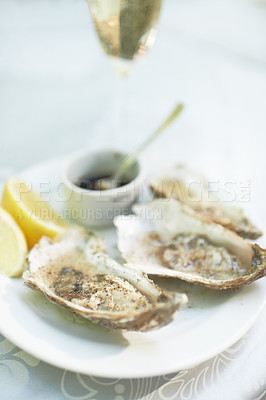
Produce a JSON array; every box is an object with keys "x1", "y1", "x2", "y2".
[{"x1": 114, "y1": 71, "x2": 129, "y2": 151}]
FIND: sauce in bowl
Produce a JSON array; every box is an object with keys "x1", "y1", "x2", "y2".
[{"x1": 74, "y1": 173, "x2": 131, "y2": 191}]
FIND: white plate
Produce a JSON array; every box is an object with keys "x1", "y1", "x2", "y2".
[{"x1": 0, "y1": 157, "x2": 265, "y2": 378}]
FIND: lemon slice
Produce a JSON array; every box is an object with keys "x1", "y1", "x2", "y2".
[
  {"x1": 0, "y1": 207, "x2": 27, "y2": 277},
  {"x1": 1, "y1": 177, "x2": 67, "y2": 248}
]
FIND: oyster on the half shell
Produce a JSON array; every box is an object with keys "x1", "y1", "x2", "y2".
[
  {"x1": 23, "y1": 228, "x2": 187, "y2": 331},
  {"x1": 149, "y1": 165, "x2": 262, "y2": 240},
  {"x1": 114, "y1": 199, "x2": 266, "y2": 290}
]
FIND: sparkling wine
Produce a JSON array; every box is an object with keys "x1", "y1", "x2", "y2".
[{"x1": 88, "y1": 0, "x2": 162, "y2": 73}]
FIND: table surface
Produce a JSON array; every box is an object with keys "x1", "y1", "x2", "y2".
[{"x1": 0, "y1": 0, "x2": 266, "y2": 399}]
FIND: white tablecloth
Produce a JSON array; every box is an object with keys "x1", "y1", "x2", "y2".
[{"x1": 0, "y1": 0, "x2": 266, "y2": 399}]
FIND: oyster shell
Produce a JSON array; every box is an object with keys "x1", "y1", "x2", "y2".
[
  {"x1": 150, "y1": 165, "x2": 262, "y2": 239},
  {"x1": 114, "y1": 199, "x2": 266, "y2": 290},
  {"x1": 23, "y1": 228, "x2": 187, "y2": 331}
]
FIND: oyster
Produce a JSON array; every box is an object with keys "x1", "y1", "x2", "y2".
[
  {"x1": 150, "y1": 165, "x2": 262, "y2": 239},
  {"x1": 114, "y1": 199, "x2": 266, "y2": 289},
  {"x1": 23, "y1": 228, "x2": 187, "y2": 331}
]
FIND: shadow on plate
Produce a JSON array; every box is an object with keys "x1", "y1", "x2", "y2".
[
  {"x1": 152, "y1": 276, "x2": 237, "y2": 310},
  {"x1": 20, "y1": 289, "x2": 130, "y2": 348}
]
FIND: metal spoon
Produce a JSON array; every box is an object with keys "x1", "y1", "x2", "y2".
[{"x1": 98, "y1": 103, "x2": 184, "y2": 190}]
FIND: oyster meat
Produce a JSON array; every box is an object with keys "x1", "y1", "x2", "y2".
[
  {"x1": 114, "y1": 199, "x2": 266, "y2": 289},
  {"x1": 23, "y1": 228, "x2": 187, "y2": 331},
  {"x1": 149, "y1": 165, "x2": 262, "y2": 240}
]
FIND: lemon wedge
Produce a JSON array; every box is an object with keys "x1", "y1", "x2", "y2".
[
  {"x1": 0, "y1": 207, "x2": 27, "y2": 277},
  {"x1": 1, "y1": 177, "x2": 67, "y2": 248}
]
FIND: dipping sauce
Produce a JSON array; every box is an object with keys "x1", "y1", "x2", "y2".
[{"x1": 74, "y1": 174, "x2": 131, "y2": 191}]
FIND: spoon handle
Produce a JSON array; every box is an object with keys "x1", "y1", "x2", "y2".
[{"x1": 114, "y1": 103, "x2": 184, "y2": 180}]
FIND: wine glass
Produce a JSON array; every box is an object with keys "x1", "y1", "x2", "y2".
[{"x1": 87, "y1": 0, "x2": 163, "y2": 147}]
